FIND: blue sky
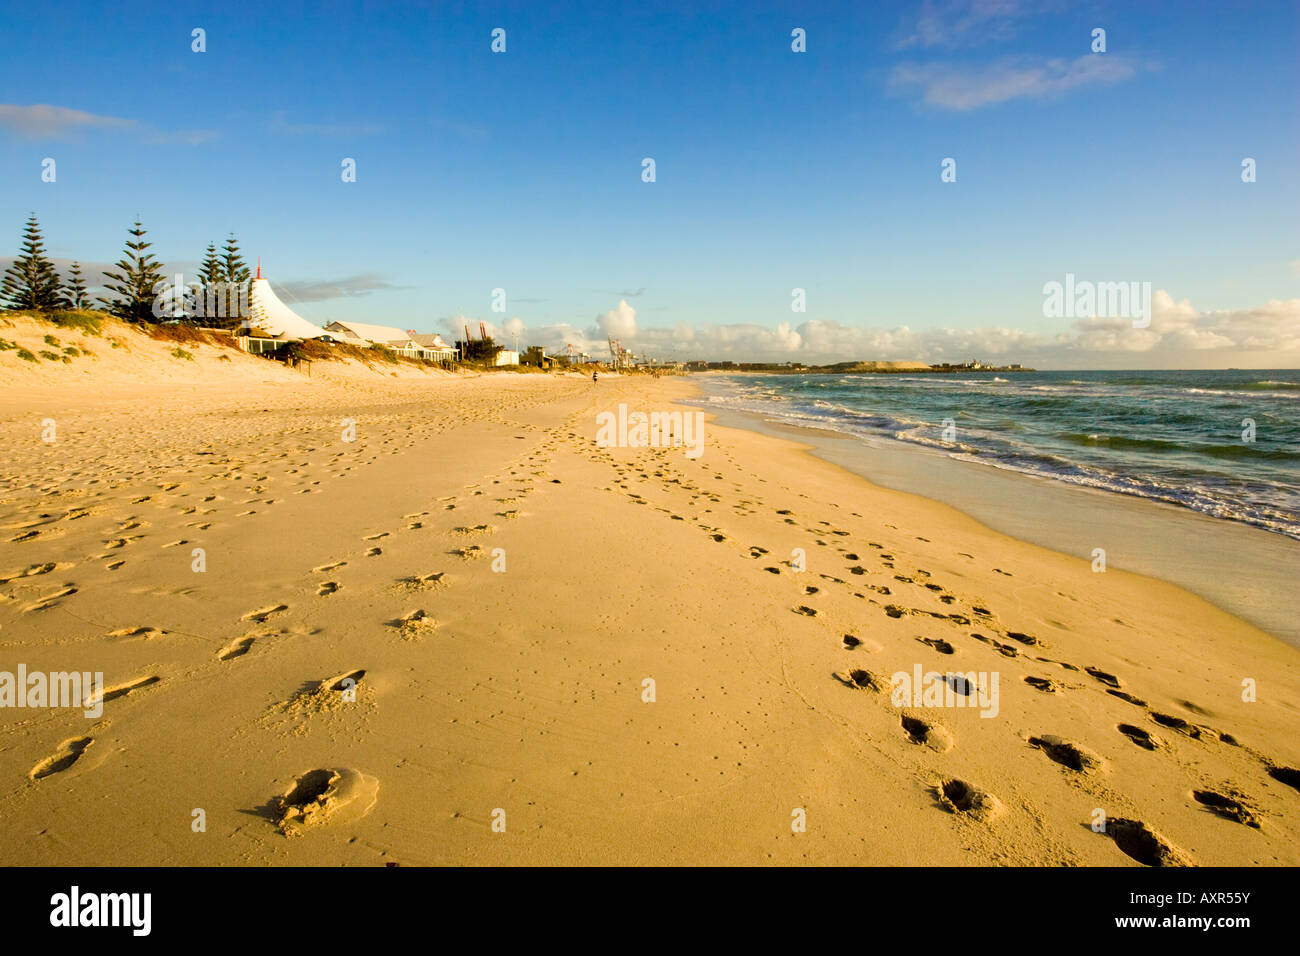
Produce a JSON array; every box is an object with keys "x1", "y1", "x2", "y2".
[{"x1": 1, "y1": 0, "x2": 1296, "y2": 367}]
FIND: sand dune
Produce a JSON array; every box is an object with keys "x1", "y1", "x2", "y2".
[{"x1": 0, "y1": 355, "x2": 1297, "y2": 865}]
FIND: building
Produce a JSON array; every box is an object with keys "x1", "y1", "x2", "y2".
[
  {"x1": 408, "y1": 333, "x2": 458, "y2": 364},
  {"x1": 522, "y1": 345, "x2": 551, "y2": 368},
  {"x1": 494, "y1": 349, "x2": 520, "y2": 367},
  {"x1": 321, "y1": 320, "x2": 455, "y2": 362},
  {"x1": 321, "y1": 320, "x2": 413, "y2": 351},
  {"x1": 237, "y1": 266, "x2": 328, "y2": 353}
]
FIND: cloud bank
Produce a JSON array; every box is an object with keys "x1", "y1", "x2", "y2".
[{"x1": 435, "y1": 293, "x2": 1300, "y2": 369}]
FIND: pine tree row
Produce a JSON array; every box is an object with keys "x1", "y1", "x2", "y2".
[{"x1": 2, "y1": 215, "x2": 253, "y2": 329}]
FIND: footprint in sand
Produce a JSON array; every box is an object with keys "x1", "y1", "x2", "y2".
[
  {"x1": 388, "y1": 610, "x2": 435, "y2": 637},
  {"x1": 917, "y1": 637, "x2": 955, "y2": 655},
  {"x1": 1023, "y1": 676, "x2": 1061, "y2": 693},
  {"x1": 87, "y1": 675, "x2": 160, "y2": 707},
  {"x1": 902, "y1": 715, "x2": 955, "y2": 753},
  {"x1": 1085, "y1": 666, "x2": 1122, "y2": 688},
  {"x1": 23, "y1": 585, "x2": 78, "y2": 613},
  {"x1": 242, "y1": 604, "x2": 288, "y2": 624},
  {"x1": 1267, "y1": 766, "x2": 1300, "y2": 792},
  {"x1": 833, "y1": 668, "x2": 888, "y2": 692},
  {"x1": 1005, "y1": 631, "x2": 1040, "y2": 647},
  {"x1": 400, "y1": 571, "x2": 447, "y2": 589},
  {"x1": 317, "y1": 581, "x2": 340, "y2": 596},
  {"x1": 312, "y1": 561, "x2": 347, "y2": 573},
  {"x1": 1105, "y1": 818, "x2": 1190, "y2": 867},
  {"x1": 1150, "y1": 712, "x2": 1202, "y2": 739},
  {"x1": 937, "y1": 779, "x2": 1002, "y2": 821},
  {"x1": 1108, "y1": 690, "x2": 1148, "y2": 707},
  {"x1": 365, "y1": 547, "x2": 383, "y2": 557},
  {"x1": 1028, "y1": 735, "x2": 1104, "y2": 773},
  {"x1": 218, "y1": 636, "x2": 256, "y2": 661},
  {"x1": 30, "y1": 736, "x2": 94, "y2": 780},
  {"x1": 106, "y1": 625, "x2": 164, "y2": 640},
  {"x1": 1192, "y1": 789, "x2": 1260, "y2": 828},
  {"x1": 271, "y1": 768, "x2": 380, "y2": 836},
  {"x1": 1118, "y1": 724, "x2": 1161, "y2": 750},
  {"x1": 0, "y1": 562, "x2": 69, "y2": 584}
]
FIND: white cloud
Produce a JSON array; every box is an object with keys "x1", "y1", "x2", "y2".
[
  {"x1": 269, "y1": 111, "x2": 383, "y2": 137},
  {"x1": 896, "y1": 0, "x2": 1028, "y2": 50},
  {"x1": 890, "y1": 54, "x2": 1137, "y2": 110},
  {"x1": 0, "y1": 103, "x2": 219, "y2": 146},
  {"x1": 278, "y1": 273, "x2": 405, "y2": 303},
  {"x1": 596, "y1": 299, "x2": 638, "y2": 340},
  {"x1": 0, "y1": 104, "x2": 135, "y2": 139}
]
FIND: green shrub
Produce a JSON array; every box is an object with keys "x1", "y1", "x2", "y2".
[
  {"x1": 17, "y1": 348, "x2": 37, "y2": 362},
  {"x1": 39, "y1": 349, "x2": 60, "y2": 361},
  {"x1": 62, "y1": 346, "x2": 79, "y2": 356},
  {"x1": 43, "y1": 334, "x2": 59, "y2": 346},
  {"x1": 0, "y1": 337, "x2": 16, "y2": 351},
  {"x1": 171, "y1": 347, "x2": 194, "y2": 361},
  {"x1": 48, "y1": 311, "x2": 103, "y2": 336}
]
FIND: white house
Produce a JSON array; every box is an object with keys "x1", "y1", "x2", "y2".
[
  {"x1": 409, "y1": 333, "x2": 458, "y2": 363},
  {"x1": 320, "y1": 321, "x2": 460, "y2": 363}
]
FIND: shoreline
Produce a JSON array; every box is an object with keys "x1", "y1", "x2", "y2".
[{"x1": 687, "y1": 384, "x2": 1300, "y2": 647}]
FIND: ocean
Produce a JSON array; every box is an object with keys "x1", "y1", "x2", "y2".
[{"x1": 691, "y1": 369, "x2": 1300, "y2": 541}]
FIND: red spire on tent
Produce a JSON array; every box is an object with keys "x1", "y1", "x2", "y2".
[{"x1": 255, "y1": 258, "x2": 262, "y2": 279}]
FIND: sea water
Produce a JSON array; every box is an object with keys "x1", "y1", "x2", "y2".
[{"x1": 691, "y1": 370, "x2": 1300, "y2": 540}]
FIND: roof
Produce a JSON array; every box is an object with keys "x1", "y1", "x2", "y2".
[
  {"x1": 323, "y1": 320, "x2": 412, "y2": 346},
  {"x1": 409, "y1": 333, "x2": 456, "y2": 350},
  {"x1": 245, "y1": 277, "x2": 327, "y2": 341}
]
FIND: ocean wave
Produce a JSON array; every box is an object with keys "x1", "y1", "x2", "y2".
[
  {"x1": 1056, "y1": 432, "x2": 1299, "y2": 461},
  {"x1": 947, "y1": 454, "x2": 1300, "y2": 539},
  {"x1": 695, "y1": 372, "x2": 1300, "y2": 540}
]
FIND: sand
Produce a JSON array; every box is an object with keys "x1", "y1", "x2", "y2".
[{"x1": 1, "y1": 319, "x2": 1298, "y2": 866}]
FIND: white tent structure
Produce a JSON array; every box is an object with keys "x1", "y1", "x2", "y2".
[{"x1": 241, "y1": 265, "x2": 326, "y2": 342}]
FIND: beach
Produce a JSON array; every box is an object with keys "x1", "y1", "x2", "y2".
[{"x1": 1, "y1": 350, "x2": 1299, "y2": 865}]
